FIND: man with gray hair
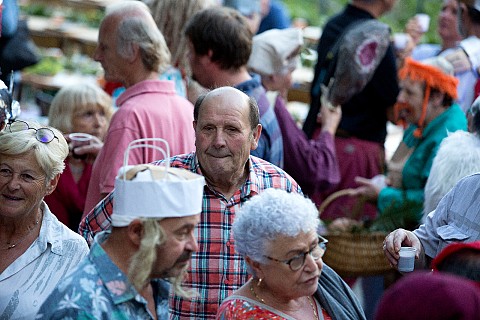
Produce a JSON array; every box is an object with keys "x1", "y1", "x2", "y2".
[
  {"x1": 79, "y1": 86, "x2": 302, "y2": 319},
  {"x1": 38, "y1": 151, "x2": 206, "y2": 318},
  {"x1": 83, "y1": 0, "x2": 195, "y2": 216}
]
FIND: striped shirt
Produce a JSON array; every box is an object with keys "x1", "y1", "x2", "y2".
[{"x1": 79, "y1": 153, "x2": 301, "y2": 319}]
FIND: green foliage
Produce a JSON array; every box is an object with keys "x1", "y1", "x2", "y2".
[
  {"x1": 23, "y1": 53, "x2": 101, "y2": 76},
  {"x1": 20, "y1": 4, "x2": 103, "y2": 28},
  {"x1": 368, "y1": 199, "x2": 423, "y2": 233},
  {"x1": 23, "y1": 56, "x2": 63, "y2": 76}
]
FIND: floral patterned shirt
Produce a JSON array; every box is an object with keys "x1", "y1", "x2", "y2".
[{"x1": 36, "y1": 232, "x2": 170, "y2": 320}]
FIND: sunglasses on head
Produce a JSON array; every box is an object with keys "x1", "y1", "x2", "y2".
[{"x1": 7, "y1": 120, "x2": 59, "y2": 143}]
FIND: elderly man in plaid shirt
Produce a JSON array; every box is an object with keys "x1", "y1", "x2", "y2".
[{"x1": 79, "y1": 87, "x2": 302, "y2": 319}]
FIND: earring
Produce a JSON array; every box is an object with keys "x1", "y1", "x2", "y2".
[{"x1": 257, "y1": 278, "x2": 263, "y2": 287}]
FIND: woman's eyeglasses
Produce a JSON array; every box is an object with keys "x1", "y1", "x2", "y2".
[
  {"x1": 7, "y1": 120, "x2": 58, "y2": 143},
  {"x1": 264, "y1": 235, "x2": 328, "y2": 272}
]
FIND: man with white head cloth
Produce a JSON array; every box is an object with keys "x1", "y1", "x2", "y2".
[{"x1": 37, "y1": 158, "x2": 205, "y2": 319}]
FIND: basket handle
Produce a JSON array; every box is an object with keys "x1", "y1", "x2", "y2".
[{"x1": 318, "y1": 188, "x2": 367, "y2": 219}]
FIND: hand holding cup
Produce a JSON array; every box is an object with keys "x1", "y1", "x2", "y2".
[{"x1": 68, "y1": 133, "x2": 95, "y2": 160}]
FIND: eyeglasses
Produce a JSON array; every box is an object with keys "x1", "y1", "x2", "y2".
[
  {"x1": 264, "y1": 235, "x2": 328, "y2": 272},
  {"x1": 7, "y1": 120, "x2": 58, "y2": 143}
]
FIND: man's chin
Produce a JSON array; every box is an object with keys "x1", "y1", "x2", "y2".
[{"x1": 159, "y1": 262, "x2": 190, "y2": 278}]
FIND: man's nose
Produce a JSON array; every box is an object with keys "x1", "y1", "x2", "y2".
[{"x1": 212, "y1": 130, "x2": 227, "y2": 147}]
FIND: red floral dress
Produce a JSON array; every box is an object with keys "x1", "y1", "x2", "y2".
[{"x1": 216, "y1": 296, "x2": 332, "y2": 320}]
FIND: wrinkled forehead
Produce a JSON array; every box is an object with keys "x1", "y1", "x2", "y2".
[
  {"x1": 205, "y1": 90, "x2": 249, "y2": 110},
  {"x1": 200, "y1": 97, "x2": 250, "y2": 124}
]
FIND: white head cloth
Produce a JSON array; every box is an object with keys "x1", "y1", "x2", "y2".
[
  {"x1": 248, "y1": 28, "x2": 303, "y2": 76},
  {"x1": 111, "y1": 139, "x2": 205, "y2": 227}
]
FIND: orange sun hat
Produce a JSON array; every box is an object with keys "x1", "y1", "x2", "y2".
[{"x1": 394, "y1": 57, "x2": 459, "y2": 138}]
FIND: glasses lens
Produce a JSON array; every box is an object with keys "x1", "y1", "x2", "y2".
[
  {"x1": 9, "y1": 120, "x2": 28, "y2": 132},
  {"x1": 310, "y1": 245, "x2": 324, "y2": 260},
  {"x1": 289, "y1": 254, "x2": 305, "y2": 271},
  {"x1": 37, "y1": 128, "x2": 55, "y2": 143}
]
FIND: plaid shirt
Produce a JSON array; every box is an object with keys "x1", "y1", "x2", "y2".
[{"x1": 79, "y1": 153, "x2": 301, "y2": 319}]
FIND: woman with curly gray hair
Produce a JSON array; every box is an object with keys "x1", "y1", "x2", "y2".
[
  {"x1": 0, "y1": 120, "x2": 89, "y2": 319},
  {"x1": 217, "y1": 188, "x2": 365, "y2": 320}
]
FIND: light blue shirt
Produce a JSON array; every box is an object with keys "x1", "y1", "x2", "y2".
[{"x1": 415, "y1": 173, "x2": 480, "y2": 259}]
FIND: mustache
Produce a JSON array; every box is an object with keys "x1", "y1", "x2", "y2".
[
  {"x1": 206, "y1": 149, "x2": 231, "y2": 158},
  {"x1": 175, "y1": 251, "x2": 193, "y2": 264}
]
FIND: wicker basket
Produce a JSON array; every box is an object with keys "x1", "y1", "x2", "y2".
[{"x1": 319, "y1": 189, "x2": 391, "y2": 277}]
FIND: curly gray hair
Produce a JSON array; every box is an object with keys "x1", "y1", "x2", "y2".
[{"x1": 232, "y1": 188, "x2": 319, "y2": 273}]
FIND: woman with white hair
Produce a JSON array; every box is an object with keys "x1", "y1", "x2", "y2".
[
  {"x1": 0, "y1": 120, "x2": 89, "y2": 318},
  {"x1": 216, "y1": 188, "x2": 365, "y2": 319}
]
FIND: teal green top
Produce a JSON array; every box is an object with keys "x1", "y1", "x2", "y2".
[{"x1": 378, "y1": 104, "x2": 467, "y2": 217}]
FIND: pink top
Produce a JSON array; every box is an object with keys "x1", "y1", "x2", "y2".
[{"x1": 83, "y1": 80, "x2": 195, "y2": 216}]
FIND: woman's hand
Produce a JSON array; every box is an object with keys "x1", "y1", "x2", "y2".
[
  {"x1": 73, "y1": 135, "x2": 103, "y2": 159},
  {"x1": 317, "y1": 83, "x2": 342, "y2": 135},
  {"x1": 350, "y1": 176, "x2": 385, "y2": 202},
  {"x1": 318, "y1": 104, "x2": 341, "y2": 135},
  {"x1": 328, "y1": 217, "x2": 363, "y2": 233},
  {"x1": 405, "y1": 17, "x2": 424, "y2": 46}
]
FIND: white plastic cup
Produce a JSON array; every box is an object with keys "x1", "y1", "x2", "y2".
[
  {"x1": 393, "y1": 33, "x2": 409, "y2": 51},
  {"x1": 69, "y1": 133, "x2": 93, "y2": 160},
  {"x1": 398, "y1": 247, "x2": 417, "y2": 272},
  {"x1": 415, "y1": 13, "x2": 430, "y2": 33}
]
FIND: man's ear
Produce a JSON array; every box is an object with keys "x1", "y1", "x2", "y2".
[
  {"x1": 128, "y1": 43, "x2": 140, "y2": 64},
  {"x1": 206, "y1": 49, "x2": 214, "y2": 60},
  {"x1": 251, "y1": 124, "x2": 262, "y2": 150},
  {"x1": 127, "y1": 219, "x2": 144, "y2": 247}
]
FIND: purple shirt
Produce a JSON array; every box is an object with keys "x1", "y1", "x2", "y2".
[{"x1": 274, "y1": 94, "x2": 340, "y2": 196}]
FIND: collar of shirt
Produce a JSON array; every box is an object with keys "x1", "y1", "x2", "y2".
[
  {"x1": 116, "y1": 79, "x2": 176, "y2": 107},
  {"x1": 38, "y1": 201, "x2": 72, "y2": 256},
  {"x1": 235, "y1": 73, "x2": 263, "y2": 95}
]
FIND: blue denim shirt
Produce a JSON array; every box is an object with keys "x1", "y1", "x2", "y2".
[
  {"x1": 235, "y1": 73, "x2": 284, "y2": 168},
  {"x1": 37, "y1": 232, "x2": 170, "y2": 320}
]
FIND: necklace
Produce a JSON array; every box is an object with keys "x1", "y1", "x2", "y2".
[
  {"x1": 250, "y1": 279, "x2": 319, "y2": 319},
  {"x1": 307, "y1": 296, "x2": 319, "y2": 320},
  {"x1": 3, "y1": 216, "x2": 41, "y2": 250},
  {"x1": 250, "y1": 280, "x2": 265, "y2": 304}
]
